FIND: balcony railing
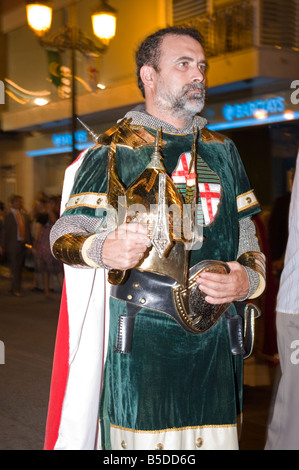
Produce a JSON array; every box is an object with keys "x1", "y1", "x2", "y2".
[{"x1": 179, "y1": 0, "x2": 299, "y2": 58}]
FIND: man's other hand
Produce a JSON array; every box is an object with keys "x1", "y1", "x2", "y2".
[{"x1": 196, "y1": 261, "x2": 249, "y2": 304}]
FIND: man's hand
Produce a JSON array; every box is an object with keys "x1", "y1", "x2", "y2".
[
  {"x1": 196, "y1": 261, "x2": 249, "y2": 304},
  {"x1": 101, "y1": 223, "x2": 150, "y2": 270}
]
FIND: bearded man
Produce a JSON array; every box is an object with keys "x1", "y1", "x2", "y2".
[{"x1": 44, "y1": 27, "x2": 265, "y2": 451}]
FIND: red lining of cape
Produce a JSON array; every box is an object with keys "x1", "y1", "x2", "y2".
[{"x1": 44, "y1": 283, "x2": 70, "y2": 450}]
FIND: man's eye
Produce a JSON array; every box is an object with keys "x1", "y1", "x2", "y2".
[{"x1": 198, "y1": 63, "x2": 207, "y2": 73}]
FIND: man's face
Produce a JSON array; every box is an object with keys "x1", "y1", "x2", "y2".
[
  {"x1": 12, "y1": 198, "x2": 22, "y2": 210},
  {"x1": 152, "y1": 34, "x2": 207, "y2": 120}
]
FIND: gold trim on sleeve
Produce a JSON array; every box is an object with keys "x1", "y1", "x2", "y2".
[
  {"x1": 249, "y1": 275, "x2": 266, "y2": 299},
  {"x1": 52, "y1": 232, "x2": 98, "y2": 268},
  {"x1": 63, "y1": 192, "x2": 108, "y2": 212},
  {"x1": 237, "y1": 251, "x2": 266, "y2": 299},
  {"x1": 236, "y1": 190, "x2": 259, "y2": 213},
  {"x1": 81, "y1": 234, "x2": 101, "y2": 268}
]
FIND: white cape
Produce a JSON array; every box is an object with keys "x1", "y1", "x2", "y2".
[{"x1": 44, "y1": 150, "x2": 109, "y2": 450}]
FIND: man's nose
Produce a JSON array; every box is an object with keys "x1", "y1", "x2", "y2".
[{"x1": 191, "y1": 66, "x2": 205, "y2": 83}]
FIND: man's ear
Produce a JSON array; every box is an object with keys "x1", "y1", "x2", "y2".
[{"x1": 140, "y1": 65, "x2": 156, "y2": 92}]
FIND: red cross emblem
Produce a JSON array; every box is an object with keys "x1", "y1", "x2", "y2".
[
  {"x1": 172, "y1": 152, "x2": 196, "y2": 184},
  {"x1": 172, "y1": 153, "x2": 221, "y2": 226},
  {"x1": 199, "y1": 183, "x2": 221, "y2": 224}
]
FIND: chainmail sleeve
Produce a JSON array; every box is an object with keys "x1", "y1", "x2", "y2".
[
  {"x1": 237, "y1": 216, "x2": 262, "y2": 299},
  {"x1": 50, "y1": 215, "x2": 104, "y2": 246}
]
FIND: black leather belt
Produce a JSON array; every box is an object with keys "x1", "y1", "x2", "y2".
[
  {"x1": 110, "y1": 261, "x2": 231, "y2": 353},
  {"x1": 110, "y1": 265, "x2": 261, "y2": 357},
  {"x1": 110, "y1": 270, "x2": 180, "y2": 328}
]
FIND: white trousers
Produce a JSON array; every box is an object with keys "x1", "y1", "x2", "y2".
[{"x1": 266, "y1": 312, "x2": 299, "y2": 450}]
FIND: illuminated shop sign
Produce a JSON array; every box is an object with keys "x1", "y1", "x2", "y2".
[
  {"x1": 222, "y1": 96, "x2": 285, "y2": 122},
  {"x1": 206, "y1": 90, "x2": 299, "y2": 131},
  {"x1": 26, "y1": 130, "x2": 94, "y2": 157},
  {"x1": 52, "y1": 130, "x2": 89, "y2": 148}
]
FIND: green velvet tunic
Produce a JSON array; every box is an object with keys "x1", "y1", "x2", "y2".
[{"x1": 64, "y1": 125, "x2": 260, "y2": 450}]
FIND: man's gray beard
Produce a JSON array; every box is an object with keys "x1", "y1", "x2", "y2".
[
  {"x1": 172, "y1": 84, "x2": 206, "y2": 121},
  {"x1": 156, "y1": 83, "x2": 206, "y2": 123}
]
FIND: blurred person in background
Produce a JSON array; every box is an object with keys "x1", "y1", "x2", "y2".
[
  {"x1": 3, "y1": 195, "x2": 31, "y2": 296},
  {"x1": 30, "y1": 192, "x2": 49, "y2": 292},
  {"x1": 35, "y1": 196, "x2": 64, "y2": 299},
  {"x1": 0, "y1": 201, "x2": 6, "y2": 265}
]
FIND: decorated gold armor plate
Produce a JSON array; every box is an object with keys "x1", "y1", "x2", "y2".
[{"x1": 173, "y1": 260, "x2": 231, "y2": 333}]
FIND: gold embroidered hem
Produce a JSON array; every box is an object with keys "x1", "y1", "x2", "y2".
[{"x1": 98, "y1": 421, "x2": 239, "y2": 450}]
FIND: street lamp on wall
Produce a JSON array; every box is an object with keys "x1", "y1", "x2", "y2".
[
  {"x1": 26, "y1": 0, "x2": 117, "y2": 161},
  {"x1": 92, "y1": 0, "x2": 117, "y2": 43},
  {"x1": 26, "y1": 1, "x2": 53, "y2": 36}
]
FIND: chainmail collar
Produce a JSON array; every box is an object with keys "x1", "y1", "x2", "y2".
[{"x1": 123, "y1": 105, "x2": 207, "y2": 134}]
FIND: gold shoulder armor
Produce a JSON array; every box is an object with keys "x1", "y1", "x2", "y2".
[
  {"x1": 97, "y1": 118, "x2": 157, "y2": 149},
  {"x1": 201, "y1": 128, "x2": 227, "y2": 144},
  {"x1": 78, "y1": 116, "x2": 157, "y2": 150}
]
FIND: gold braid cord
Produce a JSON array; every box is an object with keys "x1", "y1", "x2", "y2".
[{"x1": 237, "y1": 251, "x2": 266, "y2": 299}]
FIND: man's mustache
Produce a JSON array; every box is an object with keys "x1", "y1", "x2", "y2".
[{"x1": 183, "y1": 83, "x2": 205, "y2": 95}]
